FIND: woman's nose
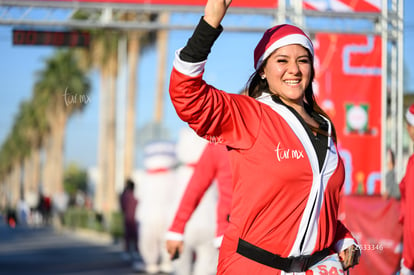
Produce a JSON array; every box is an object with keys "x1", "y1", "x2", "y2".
[{"x1": 287, "y1": 61, "x2": 300, "y2": 74}]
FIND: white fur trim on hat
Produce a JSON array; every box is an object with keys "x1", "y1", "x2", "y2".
[{"x1": 255, "y1": 33, "x2": 314, "y2": 70}]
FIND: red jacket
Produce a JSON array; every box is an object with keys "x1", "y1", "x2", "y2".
[
  {"x1": 167, "y1": 143, "x2": 232, "y2": 244},
  {"x1": 400, "y1": 154, "x2": 414, "y2": 270},
  {"x1": 169, "y1": 51, "x2": 356, "y2": 274}
]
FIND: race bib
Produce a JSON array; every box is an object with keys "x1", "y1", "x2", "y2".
[{"x1": 306, "y1": 254, "x2": 345, "y2": 275}]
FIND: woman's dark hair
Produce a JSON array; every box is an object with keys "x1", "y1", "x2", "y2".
[{"x1": 246, "y1": 49, "x2": 337, "y2": 142}]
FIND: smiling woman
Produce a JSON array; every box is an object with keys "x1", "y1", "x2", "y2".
[
  {"x1": 260, "y1": 44, "x2": 312, "y2": 110},
  {"x1": 168, "y1": 0, "x2": 361, "y2": 274}
]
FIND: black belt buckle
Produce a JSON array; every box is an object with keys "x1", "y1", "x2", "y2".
[{"x1": 288, "y1": 255, "x2": 311, "y2": 272}]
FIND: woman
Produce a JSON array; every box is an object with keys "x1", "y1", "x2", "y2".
[
  {"x1": 399, "y1": 104, "x2": 414, "y2": 275},
  {"x1": 168, "y1": 0, "x2": 360, "y2": 274}
]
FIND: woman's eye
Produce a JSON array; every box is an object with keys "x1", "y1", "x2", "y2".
[
  {"x1": 298, "y1": 59, "x2": 310, "y2": 63},
  {"x1": 277, "y1": 59, "x2": 287, "y2": 63}
]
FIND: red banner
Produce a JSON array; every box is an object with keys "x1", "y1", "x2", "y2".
[
  {"x1": 314, "y1": 33, "x2": 382, "y2": 195},
  {"x1": 339, "y1": 195, "x2": 402, "y2": 274},
  {"x1": 29, "y1": 0, "x2": 278, "y2": 8},
  {"x1": 304, "y1": 0, "x2": 381, "y2": 12}
]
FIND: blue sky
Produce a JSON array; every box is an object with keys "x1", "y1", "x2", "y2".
[{"x1": 0, "y1": 2, "x2": 413, "y2": 169}]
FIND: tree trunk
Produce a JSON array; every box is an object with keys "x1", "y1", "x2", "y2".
[
  {"x1": 11, "y1": 162, "x2": 22, "y2": 207},
  {"x1": 53, "y1": 107, "x2": 67, "y2": 194},
  {"x1": 124, "y1": 31, "x2": 140, "y2": 179},
  {"x1": 0, "y1": 177, "x2": 7, "y2": 209},
  {"x1": 154, "y1": 12, "x2": 169, "y2": 124},
  {"x1": 105, "y1": 52, "x2": 118, "y2": 215},
  {"x1": 42, "y1": 106, "x2": 66, "y2": 197},
  {"x1": 4, "y1": 172, "x2": 13, "y2": 207},
  {"x1": 95, "y1": 65, "x2": 109, "y2": 214},
  {"x1": 42, "y1": 134, "x2": 53, "y2": 196},
  {"x1": 23, "y1": 155, "x2": 31, "y2": 201},
  {"x1": 26, "y1": 147, "x2": 41, "y2": 209},
  {"x1": 31, "y1": 147, "x2": 41, "y2": 195},
  {"x1": 95, "y1": 52, "x2": 118, "y2": 217}
]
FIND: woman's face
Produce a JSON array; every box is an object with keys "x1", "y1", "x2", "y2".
[{"x1": 262, "y1": 44, "x2": 312, "y2": 107}]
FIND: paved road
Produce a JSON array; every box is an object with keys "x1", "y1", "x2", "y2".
[{"x1": 0, "y1": 218, "x2": 148, "y2": 275}]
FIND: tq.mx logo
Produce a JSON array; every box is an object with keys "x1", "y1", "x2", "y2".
[
  {"x1": 274, "y1": 142, "x2": 304, "y2": 162},
  {"x1": 63, "y1": 87, "x2": 90, "y2": 106}
]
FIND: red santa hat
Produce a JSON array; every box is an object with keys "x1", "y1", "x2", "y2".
[
  {"x1": 406, "y1": 103, "x2": 414, "y2": 126},
  {"x1": 254, "y1": 24, "x2": 314, "y2": 71}
]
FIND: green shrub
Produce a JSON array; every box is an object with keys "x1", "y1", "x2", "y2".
[
  {"x1": 63, "y1": 207, "x2": 105, "y2": 232},
  {"x1": 109, "y1": 211, "x2": 124, "y2": 240},
  {"x1": 62, "y1": 207, "x2": 125, "y2": 239}
]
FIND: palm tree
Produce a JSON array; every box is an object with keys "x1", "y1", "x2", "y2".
[
  {"x1": 0, "y1": 51, "x2": 89, "y2": 211},
  {"x1": 34, "y1": 49, "x2": 90, "y2": 198},
  {"x1": 74, "y1": 21, "x2": 120, "y2": 215},
  {"x1": 16, "y1": 92, "x2": 51, "y2": 208},
  {"x1": 73, "y1": 10, "x2": 158, "y2": 217},
  {"x1": 94, "y1": 30, "x2": 119, "y2": 216},
  {"x1": 0, "y1": 122, "x2": 20, "y2": 209},
  {"x1": 27, "y1": 94, "x2": 50, "y2": 203},
  {"x1": 123, "y1": 12, "x2": 158, "y2": 179},
  {"x1": 16, "y1": 101, "x2": 42, "y2": 204},
  {"x1": 0, "y1": 109, "x2": 31, "y2": 207},
  {"x1": 70, "y1": 11, "x2": 110, "y2": 214}
]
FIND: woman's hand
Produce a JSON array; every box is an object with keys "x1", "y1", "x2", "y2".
[
  {"x1": 338, "y1": 245, "x2": 361, "y2": 270},
  {"x1": 166, "y1": 239, "x2": 184, "y2": 260},
  {"x1": 204, "y1": 0, "x2": 232, "y2": 28}
]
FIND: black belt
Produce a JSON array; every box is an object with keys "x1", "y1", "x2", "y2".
[{"x1": 236, "y1": 238, "x2": 331, "y2": 272}]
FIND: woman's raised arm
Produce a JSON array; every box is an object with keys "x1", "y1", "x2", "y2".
[{"x1": 204, "y1": 0, "x2": 232, "y2": 28}]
